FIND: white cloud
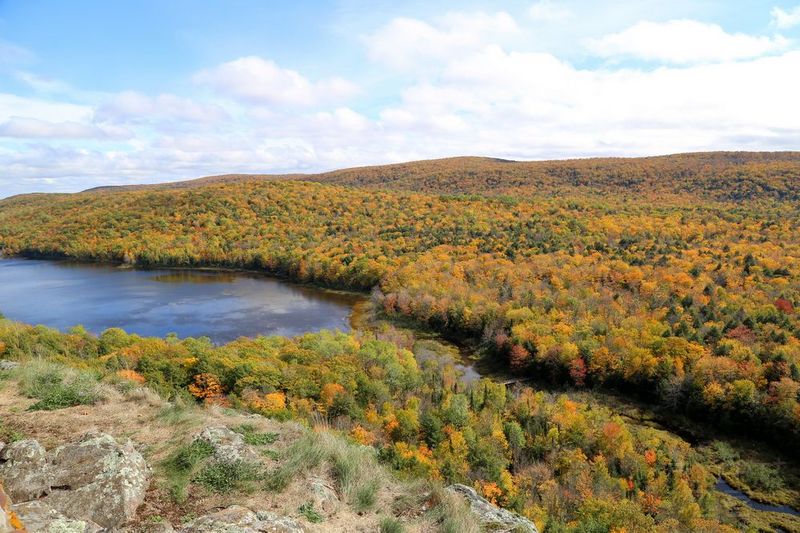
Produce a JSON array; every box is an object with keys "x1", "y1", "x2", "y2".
[
  {"x1": 772, "y1": 5, "x2": 800, "y2": 28},
  {"x1": 0, "y1": 117, "x2": 128, "y2": 139},
  {"x1": 193, "y1": 56, "x2": 358, "y2": 106},
  {"x1": 14, "y1": 72, "x2": 73, "y2": 94},
  {"x1": 4, "y1": 9, "x2": 800, "y2": 197},
  {"x1": 363, "y1": 11, "x2": 518, "y2": 69},
  {"x1": 0, "y1": 93, "x2": 92, "y2": 123},
  {"x1": 95, "y1": 91, "x2": 229, "y2": 124},
  {"x1": 529, "y1": 1, "x2": 571, "y2": 21},
  {"x1": 588, "y1": 19, "x2": 789, "y2": 64}
]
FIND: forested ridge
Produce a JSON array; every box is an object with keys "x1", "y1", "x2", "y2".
[
  {"x1": 84, "y1": 151, "x2": 800, "y2": 202},
  {"x1": 1, "y1": 152, "x2": 800, "y2": 530}
]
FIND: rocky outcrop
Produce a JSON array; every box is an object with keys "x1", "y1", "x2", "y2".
[
  {"x1": 193, "y1": 425, "x2": 261, "y2": 464},
  {"x1": 446, "y1": 484, "x2": 539, "y2": 533},
  {"x1": 0, "y1": 361, "x2": 19, "y2": 372},
  {"x1": 10, "y1": 501, "x2": 101, "y2": 533},
  {"x1": 309, "y1": 477, "x2": 339, "y2": 514},
  {"x1": 0, "y1": 440, "x2": 50, "y2": 502},
  {"x1": 0, "y1": 432, "x2": 149, "y2": 531},
  {"x1": 177, "y1": 506, "x2": 306, "y2": 533}
]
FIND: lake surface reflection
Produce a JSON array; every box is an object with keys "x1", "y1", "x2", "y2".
[{"x1": 0, "y1": 258, "x2": 364, "y2": 344}]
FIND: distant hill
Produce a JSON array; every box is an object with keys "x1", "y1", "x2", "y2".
[{"x1": 83, "y1": 151, "x2": 800, "y2": 202}]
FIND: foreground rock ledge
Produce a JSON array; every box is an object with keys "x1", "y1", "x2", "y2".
[
  {"x1": 0, "y1": 431, "x2": 150, "y2": 530},
  {"x1": 446, "y1": 483, "x2": 539, "y2": 533},
  {"x1": 178, "y1": 506, "x2": 306, "y2": 533}
]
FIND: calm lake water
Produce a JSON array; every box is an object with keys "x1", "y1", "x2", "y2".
[{"x1": 0, "y1": 258, "x2": 365, "y2": 343}]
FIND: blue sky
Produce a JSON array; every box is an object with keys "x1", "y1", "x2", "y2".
[{"x1": 1, "y1": 0, "x2": 800, "y2": 196}]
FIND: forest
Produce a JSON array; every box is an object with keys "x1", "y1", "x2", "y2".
[
  {"x1": 1, "y1": 152, "x2": 799, "y2": 530},
  {"x1": 2, "y1": 317, "x2": 797, "y2": 532}
]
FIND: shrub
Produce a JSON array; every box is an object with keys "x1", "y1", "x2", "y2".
[
  {"x1": 298, "y1": 502, "x2": 324, "y2": 523},
  {"x1": 739, "y1": 462, "x2": 784, "y2": 492},
  {"x1": 19, "y1": 362, "x2": 102, "y2": 411},
  {"x1": 194, "y1": 460, "x2": 264, "y2": 493},
  {"x1": 234, "y1": 424, "x2": 278, "y2": 446},
  {"x1": 0, "y1": 421, "x2": 23, "y2": 443}
]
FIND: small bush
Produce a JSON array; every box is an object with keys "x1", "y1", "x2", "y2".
[
  {"x1": 298, "y1": 502, "x2": 324, "y2": 523},
  {"x1": 739, "y1": 462, "x2": 784, "y2": 492},
  {"x1": 709, "y1": 441, "x2": 739, "y2": 463},
  {"x1": 380, "y1": 517, "x2": 404, "y2": 533},
  {"x1": 19, "y1": 362, "x2": 102, "y2": 411},
  {"x1": 261, "y1": 449, "x2": 279, "y2": 460},
  {"x1": 194, "y1": 460, "x2": 264, "y2": 493},
  {"x1": 234, "y1": 424, "x2": 278, "y2": 445},
  {"x1": 0, "y1": 421, "x2": 23, "y2": 443}
]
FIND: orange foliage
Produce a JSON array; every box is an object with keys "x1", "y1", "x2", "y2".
[
  {"x1": 116, "y1": 369, "x2": 145, "y2": 384},
  {"x1": 320, "y1": 382, "x2": 346, "y2": 407},
  {"x1": 350, "y1": 425, "x2": 376, "y2": 446},
  {"x1": 188, "y1": 373, "x2": 227, "y2": 405}
]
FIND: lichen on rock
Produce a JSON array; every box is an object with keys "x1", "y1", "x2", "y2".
[{"x1": 446, "y1": 484, "x2": 539, "y2": 533}]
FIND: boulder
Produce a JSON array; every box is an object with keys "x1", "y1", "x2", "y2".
[
  {"x1": 446, "y1": 484, "x2": 539, "y2": 533},
  {"x1": 193, "y1": 426, "x2": 261, "y2": 464},
  {"x1": 177, "y1": 506, "x2": 305, "y2": 533},
  {"x1": 0, "y1": 432, "x2": 149, "y2": 530},
  {"x1": 42, "y1": 432, "x2": 150, "y2": 528},
  {"x1": 309, "y1": 477, "x2": 339, "y2": 514},
  {"x1": 0, "y1": 440, "x2": 50, "y2": 501},
  {"x1": 12, "y1": 501, "x2": 102, "y2": 533}
]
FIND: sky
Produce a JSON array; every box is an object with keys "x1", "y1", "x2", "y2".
[{"x1": 1, "y1": 0, "x2": 800, "y2": 197}]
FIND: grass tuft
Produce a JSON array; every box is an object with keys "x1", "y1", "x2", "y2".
[
  {"x1": 161, "y1": 439, "x2": 214, "y2": 502},
  {"x1": 380, "y1": 516, "x2": 404, "y2": 533},
  {"x1": 234, "y1": 423, "x2": 278, "y2": 445},
  {"x1": 264, "y1": 432, "x2": 326, "y2": 491}
]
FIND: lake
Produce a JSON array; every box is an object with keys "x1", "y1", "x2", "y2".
[{"x1": 0, "y1": 258, "x2": 365, "y2": 344}]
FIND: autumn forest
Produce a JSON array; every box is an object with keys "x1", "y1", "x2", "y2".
[{"x1": 1, "y1": 152, "x2": 799, "y2": 532}]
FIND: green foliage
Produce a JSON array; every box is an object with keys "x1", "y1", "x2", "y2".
[
  {"x1": 161, "y1": 439, "x2": 215, "y2": 502},
  {"x1": 0, "y1": 421, "x2": 23, "y2": 443},
  {"x1": 234, "y1": 424, "x2": 278, "y2": 445},
  {"x1": 19, "y1": 361, "x2": 101, "y2": 411},
  {"x1": 193, "y1": 459, "x2": 264, "y2": 494},
  {"x1": 298, "y1": 502, "x2": 324, "y2": 523},
  {"x1": 739, "y1": 462, "x2": 784, "y2": 492}
]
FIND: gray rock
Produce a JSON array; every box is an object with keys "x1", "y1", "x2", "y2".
[
  {"x1": 119, "y1": 520, "x2": 175, "y2": 532},
  {"x1": 446, "y1": 484, "x2": 538, "y2": 533},
  {"x1": 177, "y1": 506, "x2": 305, "y2": 533},
  {"x1": 0, "y1": 439, "x2": 51, "y2": 501},
  {"x1": 0, "y1": 432, "x2": 150, "y2": 530},
  {"x1": 309, "y1": 477, "x2": 339, "y2": 514},
  {"x1": 193, "y1": 426, "x2": 261, "y2": 464},
  {"x1": 12, "y1": 501, "x2": 103, "y2": 533},
  {"x1": 42, "y1": 432, "x2": 150, "y2": 529},
  {"x1": 0, "y1": 361, "x2": 19, "y2": 372}
]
